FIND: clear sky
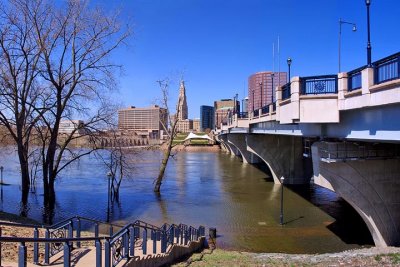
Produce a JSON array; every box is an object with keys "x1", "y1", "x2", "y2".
[{"x1": 92, "y1": 0, "x2": 400, "y2": 118}]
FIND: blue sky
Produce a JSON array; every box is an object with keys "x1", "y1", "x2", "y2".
[{"x1": 93, "y1": 0, "x2": 400, "y2": 118}]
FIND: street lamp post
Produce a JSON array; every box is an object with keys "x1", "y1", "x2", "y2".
[
  {"x1": 271, "y1": 73, "x2": 275, "y2": 103},
  {"x1": 366, "y1": 0, "x2": 372, "y2": 67},
  {"x1": 259, "y1": 82, "x2": 263, "y2": 109},
  {"x1": 107, "y1": 172, "x2": 112, "y2": 222},
  {"x1": 280, "y1": 177, "x2": 285, "y2": 225},
  {"x1": 339, "y1": 18, "x2": 357, "y2": 72},
  {"x1": 287, "y1": 58, "x2": 292, "y2": 83}
]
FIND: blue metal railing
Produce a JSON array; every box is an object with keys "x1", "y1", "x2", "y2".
[
  {"x1": 300, "y1": 75, "x2": 338, "y2": 95},
  {"x1": 347, "y1": 66, "x2": 365, "y2": 92},
  {"x1": 261, "y1": 105, "x2": 270, "y2": 115},
  {"x1": 373, "y1": 52, "x2": 400, "y2": 84},
  {"x1": 253, "y1": 109, "x2": 259, "y2": 117},
  {"x1": 281, "y1": 82, "x2": 291, "y2": 100},
  {"x1": 0, "y1": 216, "x2": 206, "y2": 267},
  {"x1": 237, "y1": 112, "x2": 248, "y2": 119}
]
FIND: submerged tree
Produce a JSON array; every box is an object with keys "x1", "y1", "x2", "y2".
[
  {"x1": 153, "y1": 79, "x2": 184, "y2": 193},
  {"x1": 0, "y1": 0, "x2": 130, "y2": 207},
  {"x1": 0, "y1": 0, "x2": 46, "y2": 203}
]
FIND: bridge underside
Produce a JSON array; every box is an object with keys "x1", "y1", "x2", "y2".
[{"x1": 217, "y1": 133, "x2": 400, "y2": 247}]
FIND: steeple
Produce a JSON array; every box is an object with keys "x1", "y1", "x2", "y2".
[{"x1": 177, "y1": 80, "x2": 188, "y2": 120}]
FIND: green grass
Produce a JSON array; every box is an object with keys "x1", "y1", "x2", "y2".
[{"x1": 388, "y1": 253, "x2": 400, "y2": 264}]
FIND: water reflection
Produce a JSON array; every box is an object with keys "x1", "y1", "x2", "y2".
[{"x1": 0, "y1": 149, "x2": 373, "y2": 253}]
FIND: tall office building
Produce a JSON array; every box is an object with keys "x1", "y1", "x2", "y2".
[
  {"x1": 248, "y1": 71, "x2": 287, "y2": 113},
  {"x1": 118, "y1": 105, "x2": 168, "y2": 139},
  {"x1": 214, "y1": 99, "x2": 240, "y2": 129},
  {"x1": 200, "y1": 105, "x2": 214, "y2": 131}
]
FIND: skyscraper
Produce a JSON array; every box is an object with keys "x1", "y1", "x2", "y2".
[
  {"x1": 177, "y1": 80, "x2": 188, "y2": 120},
  {"x1": 248, "y1": 71, "x2": 287, "y2": 113},
  {"x1": 200, "y1": 105, "x2": 214, "y2": 131}
]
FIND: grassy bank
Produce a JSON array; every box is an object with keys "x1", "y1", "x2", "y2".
[{"x1": 173, "y1": 248, "x2": 400, "y2": 267}]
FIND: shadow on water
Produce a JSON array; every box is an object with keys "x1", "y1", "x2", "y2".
[{"x1": 286, "y1": 184, "x2": 374, "y2": 246}]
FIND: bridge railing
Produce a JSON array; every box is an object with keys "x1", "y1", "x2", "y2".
[
  {"x1": 253, "y1": 109, "x2": 259, "y2": 117},
  {"x1": 261, "y1": 105, "x2": 270, "y2": 115},
  {"x1": 373, "y1": 52, "x2": 400, "y2": 84},
  {"x1": 281, "y1": 82, "x2": 291, "y2": 100},
  {"x1": 347, "y1": 66, "x2": 365, "y2": 91},
  {"x1": 237, "y1": 112, "x2": 248, "y2": 119},
  {"x1": 300, "y1": 75, "x2": 338, "y2": 95}
]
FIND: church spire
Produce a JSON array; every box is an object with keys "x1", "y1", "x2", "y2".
[{"x1": 177, "y1": 80, "x2": 188, "y2": 120}]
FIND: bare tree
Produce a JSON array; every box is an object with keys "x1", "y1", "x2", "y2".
[
  {"x1": 0, "y1": 0, "x2": 130, "y2": 206},
  {"x1": 153, "y1": 79, "x2": 183, "y2": 193},
  {"x1": 0, "y1": 0, "x2": 47, "y2": 203},
  {"x1": 96, "y1": 128, "x2": 135, "y2": 202}
]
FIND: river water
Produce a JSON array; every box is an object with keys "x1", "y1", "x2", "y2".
[{"x1": 0, "y1": 148, "x2": 372, "y2": 253}]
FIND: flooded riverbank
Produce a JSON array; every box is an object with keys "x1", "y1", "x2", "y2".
[{"x1": 0, "y1": 149, "x2": 373, "y2": 253}]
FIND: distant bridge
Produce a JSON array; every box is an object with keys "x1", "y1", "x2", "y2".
[{"x1": 217, "y1": 52, "x2": 400, "y2": 248}]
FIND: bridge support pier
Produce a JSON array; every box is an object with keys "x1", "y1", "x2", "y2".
[
  {"x1": 247, "y1": 134, "x2": 311, "y2": 184},
  {"x1": 227, "y1": 134, "x2": 261, "y2": 164},
  {"x1": 312, "y1": 141, "x2": 400, "y2": 247},
  {"x1": 219, "y1": 134, "x2": 240, "y2": 157}
]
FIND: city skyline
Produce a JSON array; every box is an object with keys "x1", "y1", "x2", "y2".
[{"x1": 92, "y1": 0, "x2": 400, "y2": 118}]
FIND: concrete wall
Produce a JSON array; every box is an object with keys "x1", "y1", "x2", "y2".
[
  {"x1": 127, "y1": 237, "x2": 205, "y2": 267},
  {"x1": 312, "y1": 141, "x2": 400, "y2": 247}
]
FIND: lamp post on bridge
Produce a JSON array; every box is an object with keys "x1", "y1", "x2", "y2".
[
  {"x1": 259, "y1": 82, "x2": 263, "y2": 109},
  {"x1": 287, "y1": 58, "x2": 292, "y2": 83},
  {"x1": 280, "y1": 177, "x2": 285, "y2": 225},
  {"x1": 365, "y1": 0, "x2": 372, "y2": 67},
  {"x1": 338, "y1": 18, "x2": 357, "y2": 72}
]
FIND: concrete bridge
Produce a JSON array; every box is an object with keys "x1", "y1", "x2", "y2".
[{"x1": 216, "y1": 52, "x2": 400, "y2": 248}]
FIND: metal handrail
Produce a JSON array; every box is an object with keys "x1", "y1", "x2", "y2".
[
  {"x1": 373, "y1": 51, "x2": 400, "y2": 84},
  {"x1": 347, "y1": 65, "x2": 366, "y2": 91},
  {"x1": 0, "y1": 216, "x2": 207, "y2": 267}
]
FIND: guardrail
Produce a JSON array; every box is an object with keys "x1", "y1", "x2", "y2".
[
  {"x1": 0, "y1": 216, "x2": 206, "y2": 267},
  {"x1": 281, "y1": 82, "x2": 291, "y2": 100},
  {"x1": 261, "y1": 105, "x2": 270, "y2": 115},
  {"x1": 347, "y1": 66, "x2": 365, "y2": 91},
  {"x1": 237, "y1": 112, "x2": 248, "y2": 119},
  {"x1": 373, "y1": 52, "x2": 400, "y2": 84},
  {"x1": 300, "y1": 75, "x2": 338, "y2": 95}
]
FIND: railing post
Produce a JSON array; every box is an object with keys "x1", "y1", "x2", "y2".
[
  {"x1": 76, "y1": 218, "x2": 81, "y2": 248},
  {"x1": 142, "y1": 228, "x2": 147, "y2": 255},
  {"x1": 124, "y1": 231, "x2": 129, "y2": 259},
  {"x1": 64, "y1": 242, "x2": 70, "y2": 267},
  {"x1": 96, "y1": 240, "x2": 102, "y2": 267},
  {"x1": 180, "y1": 228, "x2": 184, "y2": 245},
  {"x1": 152, "y1": 230, "x2": 157, "y2": 254},
  {"x1": 161, "y1": 231, "x2": 167, "y2": 253},
  {"x1": 95, "y1": 223, "x2": 99, "y2": 238},
  {"x1": 169, "y1": 227, "x2": 174, "y2": 244},
  {"x1": 33, "y1": 227, "x2": 39, "y2": 264},
  {"x1": 0, "y1": 227, "x2": 2, "y2": 267},
  {"x1": 45, "y1": 229, "x2": 50, "y2": 264},
  {"x1": 184, "y1": 229, "x2": 189, "y2": 245},
  {"x1": 129, "y1": 227, "x2": 135, "y2": 257},
  {"x1": 109, "y1": 225, "x2": 113, "y2": 237},
  {"x1": 175, "y1": 228, "x2": 180, "y2": 244},
  {"x1": 18, "y1": 242, "x2": 27, "y2": 267},
  {"x1": 104, "y1": 240, "x2": 111, "y2": 267}
]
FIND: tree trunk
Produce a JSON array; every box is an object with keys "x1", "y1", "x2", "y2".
[
  {"x1": 154, "y1": 144, "x2": 172, "y2": 193},
  {"x1": 16, "y1": 145, "x2": 30, "y2": 205}
]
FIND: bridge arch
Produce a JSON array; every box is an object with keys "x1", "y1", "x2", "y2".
[{"x1": 312, "y1": 142, "x2": 400, "y2": 247}]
